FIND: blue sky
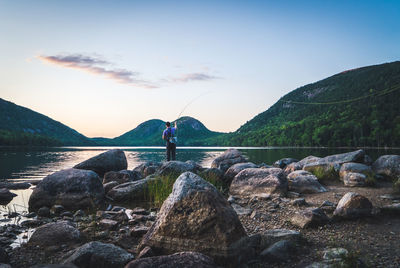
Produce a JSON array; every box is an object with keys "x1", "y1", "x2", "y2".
[{"x1": 0, "y1": 0, "x2": 399, "y2": 137}]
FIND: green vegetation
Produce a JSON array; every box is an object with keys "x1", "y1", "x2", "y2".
[
  {"x1": 0, "y1": 129, "x2": 62, "y2": 146},
  {"x1": 0, "y1": 98, "x2": 94, "y2": 146},
  {"x1": 206, "y1": 61, "x2": 400, "y2": 147},
  {"x1": 309, "y1": 166, "x2": 339, "y2": 182}
]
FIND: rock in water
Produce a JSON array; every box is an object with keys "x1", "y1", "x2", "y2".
[
  {"x1": 28, "y1": 168, "x2": 104, "y2": 212},
  {"x1": 0, "y1": 188, "x2": 17, "y2": 205},
  {"x1": 287, "y1": 170, "x2": 327, "y2": 193},
  {"x1": 333, "y1": 192, "x2": 373, "y2": 219},
  {"x1": 28, "y1": 221, "x2": 82, "y2": 248},
  {"x1": 273, "y1": 158, "x2": 298, "y2": 169},
  {"x1": 139, "y1": 172, "x2": 247, "y2": 264},
  {"x1": 125, "y1": 252, "x2": 218, "y2": 268},
  {"x1": 224, "y1": 162, "x2": 258, "y2": 184},
  {"x1": 372, "y1": 155, "x2": 400, "y2": 180},
  {"x1": 62, "y1": 241, "x2": 134, "y2": 268},
  {"x1": 229, "y1": 168, "x2": 288, "y2": 198},
  {"x1": 74, "y1": 149, "x2": 127, "y2": 177},
  {"x1": 211, "y1": 148, "x2": 247, "y2": 172}
]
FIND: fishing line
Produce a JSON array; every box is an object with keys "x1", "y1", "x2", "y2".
[{"x1": 177, "y1": 91, "x2": 211, "y2": 120}]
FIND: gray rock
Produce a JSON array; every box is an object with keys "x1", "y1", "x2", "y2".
[
  {"x1": 342, "y1": 173, "x2": 367, "y2": 187},
  {"x1": 0, "y1": 246, "x2": 8, "y2": 263},
  {"x1": 372, "y1": 155, "x2": 400, "y2": 180},
  {"x1": 287, "y1": 170, "x2": 327, "y2": 193},
  {"x1": 0, "y1": 181, "x2": 31, "y2": 190},
  {"x1": 231, "y1": 203, "x2": 253, "y2": 216},
  {"x1": 224, "y1": 162, "x2": 258, "y2": 184},
  {"x1": 74, "y1": 149, "x2": 127, "y2": 177},
  {"x1": 28, "y1": 221, "x2": 82, "y2": 248},
  {"x1": 133, "y1": 161, "x2": 162, "y2": 177},
  {"x1": 380, "y1": 203, "x2": 400, "y2": 215},
  {"x1": 51, "y1": 205, "x2": 65, "y2": 215},
  {"x1": 31, "y1": 265, "x2": 78, "y2": 268},
  {"x1": 37, "y1": 206, "x2": 51, "y2": 217},
  {"x1": 0, "y1": 188, "x2": 17, "y2": 205},
  {"x1": 260, "y1": 239, "x2": 295, "y2": 261},
  {"x1": 318, "y1": 150, "x2": 365, "y2": 165},
  {"x1": 106, "y1": 176, "x2": 158, "y2": 203},
  {"x1": 28, "y1": 168, "x2": 104, "y2": 212},
  {"x1": 211, "y1": 148, "x2": 247, "y2": 172},
  {"x1": 290, "y1": 208, "x2": 329, "y2": 228},
  {"x1": 284, "y1": 156, "x2": 321, "y2": 174},
  {"x1": 62, "y1": 241, "x2": 134, "y2": 268},
  {"x1": 103, "y1": 170, "x2": 142, "y2": 184},
  {"x1": 198, "y1": 168, "x2": 224, "y2": 185},
  {"x1": 104, "y1": 181, "x2": 119, "y2": 194},
  {"x1": 125, "y1": 252, "x2": 217, "y2": 268},
  {"x1": 139, "y1": 172, "x2": 247, "y2": 264},
  {"x1": 259, "y1": 229, "x2": 302, "y2": 250},
  {"x1": 137, "y1": 246, "x2": 154, "y2": 259},
  {"x1": 333, "y1": 192, "x2": 373, "y2": 219},
  {"x1": 273, "y1": 158, "x2": 299, "y2": 169},
  {"x1": 156, "y1": 161, "x2": 198, "y2": 177},
  {"x1": 339, "y1": 162, "x2": 374, "y2": 186},
  {"x1": 229, "y1": 168, "x2": 288, "y2": 198},
  {"x1": 292, "y1": 198, "x2": 307, "y2": 206}
]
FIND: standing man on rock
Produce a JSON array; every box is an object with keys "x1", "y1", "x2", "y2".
[{"x1": 162, "y1": 121, "x2": 177, "y2": 161}]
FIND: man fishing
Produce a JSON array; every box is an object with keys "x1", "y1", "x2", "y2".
[{"x1": 162, "y1": 121, "x2": 177, "y2": 161}]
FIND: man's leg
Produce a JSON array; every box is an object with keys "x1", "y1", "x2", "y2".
[
  {"x1": 171, "y1": 143, "x2": 176, "y2": 160},
  {"x1": 166, "y1": 143, "x2": 171, "y2": 161}
]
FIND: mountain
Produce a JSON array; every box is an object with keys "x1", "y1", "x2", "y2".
[
  {"x1": 0, "y1": 98, "x2": 94, "y2": 146},
  {"x1": 209, "y1": 61, "x2": 400, "y2": 147},
  {"x1": 100, "y1": 116, "x2": 224, "y2": 146}
]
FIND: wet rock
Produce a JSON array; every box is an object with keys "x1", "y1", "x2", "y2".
[
  {"x1": 224, "y1": 162, "x2": 258, "y2": 184},
  {"x1": 28, "y1": 168, "x2": 104, "y2": 212},
  {"x1": 21, "y1": 219, "x2": 43, "y2": 228},
  {"x1": 133, "y1": 161, "x2": 162, "y2": 177},
  {"x1": 74, "y1": 149, "x2": 127, "y2": 177},
  {"x1": 62, "y1": 241, "x2": 134, "y2": 268},
  {"x1": 38, "y1": 206, "x2": 51, "y2": 217},
  {"x1": 363, "y1": 155, "x2": 373, "y2": 166},
  {"x1": 25, "y1": 211, "x2": 37, "y2": 218},
  {"x1": 290, "y1": 208, "x2": 329, "y2": 228},
  {"x1": 273, "y1": 158, "x2": 299, "y2": 169},
  {"x1": 99, "y1": 219, "x2": 119, "y2": 230},
  {"x1": 51, "y1": 205, "x2": 65, "y2": 215},
  {"x1": 260, "y1": 240, "x2": 295, "y2": 262},
  {"x1": 156, "y1": 161, "x2": 199, "y2": 177},
  {"x1": 0, "y1": 188, "x2": 17, "y2": 205},
  {"x1": 28, "y1": 221, "x2": 82, "y2": 248},
  {"x1": 125, "y1": 252, "x2": 217, "y2": 268},
  {"x1": 229, "y1": 168, "x2": 288, "y2": 198},
  {"x1": 0, "y1": 246, "x2": 8, "y2": 263},
  {"x1": 61, "y1": 211, "x2": 73, "y2": 218},
  {"x1": 139, "y1": 172, "x2": 247, "y2": 264},
  {"x1": 103, "y1": 170, "x2": 142, "y2": 185},
  {"x1": 0, "y1": 181, "x2": 31, "y2": 190},
  {"x1": 333, "y1": 192, "x2": 373, "y2": 219},
  {"x1": 211, "y1": 148, "x2": 247, "y2": 172},
  {"x1": 287, "y1": 170, "x2": 327, "y2": 193},
  {"x1": 372, "y1": 155, "x2": 400, "y2": 180},
  {"x1": 106, "y1": 176, "x2": 158, "y2": 203}
]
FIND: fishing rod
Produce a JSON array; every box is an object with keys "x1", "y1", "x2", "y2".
[{"x1": 176, "y1": 91, "x2": 211, "y2": 120}]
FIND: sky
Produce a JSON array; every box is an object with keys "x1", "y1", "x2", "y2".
[{"x1": 0, "y1": 0, "x2": 399, "y2": 138}]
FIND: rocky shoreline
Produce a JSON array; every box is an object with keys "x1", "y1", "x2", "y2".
[{"x1": 0, "y1": 148, "x2": 399, "y2": 267}]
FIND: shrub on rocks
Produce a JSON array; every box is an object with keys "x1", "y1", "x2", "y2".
[
  {"x1": 74, "y1": 149, "x2": 127, "y2": 177},
  {"x1": 333, "y1": 192, "x2": 373, "y2": 219},
  {"x1": 211, "y1": 148, "x2": 247, "y2": 172},
  {"x1": 229, "y1": 168, "x2": 288, "y2": 198},
  {"x1": 139, "y1": 172, "x2": 247, "y2": 265},
  {"x1": 28, "y1": 168, "x2": 104, "y2": 212}
]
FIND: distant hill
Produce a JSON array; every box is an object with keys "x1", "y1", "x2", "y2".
[
  {"x1": 208, "y1": 61, "x2": 400, "y2": 147},
  {"x1": 0, "y1": 98, "x2": 94, "y2": 146},
  {"x1": 96, "y1": 117, "x2": 224, "y2": 146}
]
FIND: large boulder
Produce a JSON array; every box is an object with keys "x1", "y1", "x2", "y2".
[
  {"x1": 229, "y1": 168, "x2": 288, "y2": 198},
  {"x1": 318, "y1": 150, "x2": 365, "y2": 165},
  {"x1": 156, "y1": 161, "x2": 198, "y2": 177},
  {"x1": 333, "y1": 192, "x2": 373, "y2": 219},
  {"x1": 290, "y1": 208, "x2": 329, "y2": 228},
  {"x1": 28, "y1": 221, "x2": 83, "y2": 248},
  {"x1": 0, "y1": 188, "x2": 17, "y2": 205},
  {"x1": 339, "y1": 162, "x2": 374, "y2": 186},
  {"x1": 74, "y1": 149, "x2": 127, "y2": 177},
  {"x1": 125, "y1": 252, "x2": 218, "y2": 268},
  {"x1": 133, "y1": 161, "x2": 162, "y2": 177},
  {"x1": 106, "y1": 176, "x2": 158, "y2": 203},
  {"x1": 273, "y1": 158, "x2": 298, "y2": 169},
  {"x1": 62, "y1": 241, "x2": 134, "y2": 268},
  {"x1": 211, "y1": 149, "x2": 247, "y2": 172},
  {"x1": 28, "y1": 168, "x2": 104, "y2": 212},
  {"x1": 287, "y1": 170, "x2": 327, "y2": 193},
  {"x1": 103, "y1": 170, "x2": 142, "y2": 185},
  {"x1": 372, "y1": 155, "x2": 400, "y2": 180},
  {"x1": 284, "y1": 156, "x2": 321, "y2": 174},
  {"x1": 224, "y1": 162, "x2": 258, "y2": 184},
  {"x1": 139, "y1": 172, "x2": 247, "y2": 264}
]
